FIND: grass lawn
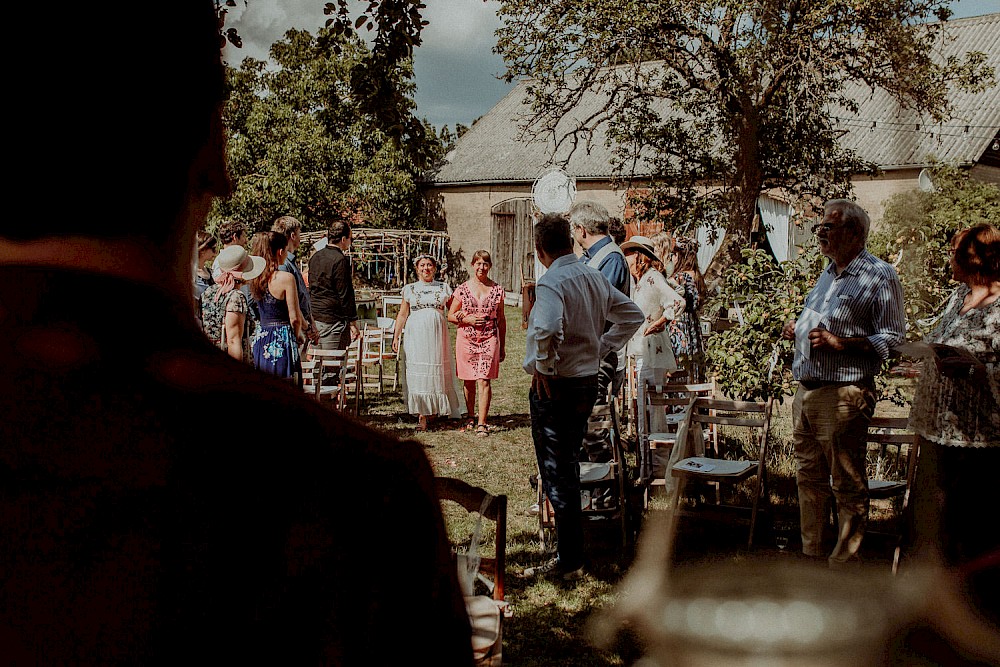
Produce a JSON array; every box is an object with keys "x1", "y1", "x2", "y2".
[{"x1": 356, "y1": 305, "x2": 913, "y2": 665}]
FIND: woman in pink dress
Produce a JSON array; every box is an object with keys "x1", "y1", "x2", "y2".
[{"x1": 448, "y1": 250, "x2": 507, "y2": 437}]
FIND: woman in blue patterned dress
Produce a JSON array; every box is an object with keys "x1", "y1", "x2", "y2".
[
  {"x1": 249, "y1": 231, "x2": 304, "y2": 383},
  {"x1": 651, "y1": 231, "x2": 706, "y2": 382}
]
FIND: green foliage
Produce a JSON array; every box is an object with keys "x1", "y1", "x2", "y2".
[
  {"x1": 869, "y1": 164, "x2": 1000, "y2": 339},
  {"x1": 705, "y1": 245, "x2": 823, "y2": 401},
  {"x1": 323, "y1": 0, "x2": 430, "y2": 142},
  {"x1": 494, "y1": 0, "x2": 994, "y2": 280},
  {"x1": 211, "y1": 28, "x2": 446, "y2": 234}
]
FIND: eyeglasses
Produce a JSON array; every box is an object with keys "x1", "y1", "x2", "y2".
[{"x1": 810, "y1": 221, "x2": 851, "y2": 235}]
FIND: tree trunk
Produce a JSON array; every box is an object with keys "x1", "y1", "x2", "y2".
[{"x1": 703, "y1": 112, "x2": 764, "y2": 293}]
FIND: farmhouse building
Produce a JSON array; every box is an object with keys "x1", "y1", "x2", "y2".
[{"x1": 428, "y1": 12, "x2": 1000, "y2": 295}]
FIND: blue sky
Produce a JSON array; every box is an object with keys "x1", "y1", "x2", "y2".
[{"x1": 223, "y1": 0, "x2": 998, "y2": 132}]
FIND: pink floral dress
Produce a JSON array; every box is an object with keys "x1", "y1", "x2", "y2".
[{"x1": 454, "y1": 281, "x2": 504, "y2": 380}]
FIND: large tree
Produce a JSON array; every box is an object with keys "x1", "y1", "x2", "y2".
[
  {"x1": 211, "y1": 27, "x2": 445, "y2": 232},
  {"x1": 493, "y1": 0, "x2": 993, "y2": 281},
  {"x1": 869, "y1": 163, "x2": 1000, "y2": 337}
]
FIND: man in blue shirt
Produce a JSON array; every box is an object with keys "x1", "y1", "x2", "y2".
[
  {"x1": 272, "y1": 215, "x2": 319, "y2": 352},
  {"x1": 522, "y1": 214, "x2": 643, "y2": 580},
  {"x1": 781, "y1": 199, "x2": 905, "y2": 568},
  {"x1": 570, "y1": 201, "x2": 630, "y2": 465}
]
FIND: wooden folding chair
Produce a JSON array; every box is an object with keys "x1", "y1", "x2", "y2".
[
  {"x1": 669, "y1": 396, "x2": 774, "y2": 550},
  {"x1": 375, "y1": 317, "x2": 398, "y2": 391},
  {"x1": 639, "y1": 377, "x2": 717, "y2": 489},
  {"x1": 359, "y1": 322, "x2": 397, "y2": 394},
  {"x1": 862, "y1": 415, "x2": 919, "y2": 572},
  {"x1": 435, "y1": 477, "x2": 508, "y2": 667},
  {"x1": 535, "y1": 397, "x2": 637, "y2": 554}
]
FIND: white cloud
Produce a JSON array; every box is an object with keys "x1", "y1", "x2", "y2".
[
  {"x1": 421, "y1": 0, "x2": 502, "y2": 52},
  {"x1": 220, "y1": 0, "x2": 514, "y2": 131}
]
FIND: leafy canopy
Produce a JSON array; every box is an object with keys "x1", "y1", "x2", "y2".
[
  {"x1": 211, "y1": 28, "x2": 445, "y2": 233},
  {"x1": 869, "y1": 163, "x2": 1000, "y2": 338},
  {"x1": 704, "y1": 244, "x2": 822, "y2": 401},
  {"x1": 494, "y1": 0, "x2": 994, "y2": 280}
]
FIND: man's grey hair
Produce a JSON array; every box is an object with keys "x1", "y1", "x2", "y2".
[
  {"x1": 568, "y1": 200, "x2": 610, "y2": 235},
  {"x1": 825, "y1": 199, "x2": 870, "y2": 240},
  {"x1": 271, "y1": 215, "x2": 302, "y2": 236}
]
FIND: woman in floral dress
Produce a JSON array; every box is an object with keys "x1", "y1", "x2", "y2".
[
  {"x1": 392, "y1": 255, "x2": 464, "y2": 431},
  {"x1": 448, "y1": 250, "x2": 507, "y2": 437},
  {"x1": 249, "y1": 231, "x2": 304, "y2": 383},
  {"x1": 201, "y1": 244, "x2": 264, "y2": 364},
  {"x1": 621, "y1": 236, "x2": 684, "y2": 435},
  {"x1": 907, "y1": 223, "x2": 999, "y2": 624},
  {"x1": 650, "y1": 232, "x2": 706, "y2": 382}
]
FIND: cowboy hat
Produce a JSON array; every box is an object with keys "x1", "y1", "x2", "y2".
[{"x1": 620, "y1": 235, "x2": 662, "y2": 265}]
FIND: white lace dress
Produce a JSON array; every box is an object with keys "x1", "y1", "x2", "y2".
[
  {"x1": 629, "y1": 269, "x2": 684, "y2": 463},
  {"x1": 400, "y1": 280, "x2": 464, "y2": 418},
  {"x1": 909, "y1": 285, "x2": 999, "y2": 447}
]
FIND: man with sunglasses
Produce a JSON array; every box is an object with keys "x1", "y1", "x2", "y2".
[{"x1": 780, "y1": 199, "x2": 905, "y2": 568}]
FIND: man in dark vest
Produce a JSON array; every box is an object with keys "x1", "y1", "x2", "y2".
[{"x1": 569, "y1": 200, "x2": 630, "y2": 464}]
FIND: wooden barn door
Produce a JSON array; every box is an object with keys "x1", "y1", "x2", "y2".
[{"x1": 491, "y1": 198, "x2": 535, "y2": 293}]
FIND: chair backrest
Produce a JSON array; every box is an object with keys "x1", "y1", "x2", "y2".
[
  {"x1": 435, "y1": 477, "x2": 506, "y2": 603},
  {"x1": 682, "y1": 396, "x2": 773, "y2": 463},
  {"x1": 644, "y1": 378, "x2": 716, "y2": 412},
  {"x1": 376, "y1": 316, "x2": 395, "y2": 333},
  {"x1": 361, "y1": 327, "x2": 388, "y2": 363},
  {"x1": 305, "y1": 347, "x2": 350, "y2": 411},
  {"x1": 866, "y1": 416, "x2": 917, "y2": 499}
]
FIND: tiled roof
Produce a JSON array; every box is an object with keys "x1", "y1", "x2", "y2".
[{"x1": 433, "y1": 13, "x2": 1000, "y2": 185}]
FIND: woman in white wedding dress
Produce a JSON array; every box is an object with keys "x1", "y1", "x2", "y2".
[{"x1": 392, "y1": 255, "x2": 464, "y2": 431}]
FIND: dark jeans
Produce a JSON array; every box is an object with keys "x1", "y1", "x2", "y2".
[
  {"x1": 530, "y1": 375, "x2": 599, "y2": 570},
  {"x1": 581, "y1": 350, "x2": 621, "y2": 463}
]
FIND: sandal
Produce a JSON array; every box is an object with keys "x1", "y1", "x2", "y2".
[
  {"x1": 460, "y1": 420, "x2": 476, "y2": 433},
  {"x1": 476, "y1": 424, "x2": 489, "y2": 437}
]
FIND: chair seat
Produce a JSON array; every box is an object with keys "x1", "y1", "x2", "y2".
[
  {"x1": 672, "y1": 456, "x2": 756, "y2": 479},
  {"x1": 580, "y1": 462, "x2": 613, "y2": 483},
  {"x1": 868, "y1": 479, "x2": 907, "y2": 498}
]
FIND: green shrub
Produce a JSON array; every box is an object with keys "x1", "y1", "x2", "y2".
[{"x1": 705, "y1": 244, "x2": 823, "y2": 402}]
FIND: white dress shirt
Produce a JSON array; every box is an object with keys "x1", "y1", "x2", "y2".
[{"x1": 523, "y1": 253, "x2": 644, "y2": 378}]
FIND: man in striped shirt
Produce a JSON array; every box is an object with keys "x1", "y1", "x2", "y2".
[{"x1": 781, "y1": 199, "x2": 905, "y2": 567}]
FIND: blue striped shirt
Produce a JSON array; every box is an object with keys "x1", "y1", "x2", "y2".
[{"x1": 793, "y1": 249, "x2": 905, "y2": 382}]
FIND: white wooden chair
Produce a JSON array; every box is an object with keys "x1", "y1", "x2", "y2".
[
  {"x1": 359, "y1": 323, "x2": 397, "y2": 394},
  {"x1": 301, "y1": 348, "x2": 351, "y2": 412}
]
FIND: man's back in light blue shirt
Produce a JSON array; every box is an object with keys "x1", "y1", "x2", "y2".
[{"x1": 523, "y1": 253, "x2": 643, "y2": 378}]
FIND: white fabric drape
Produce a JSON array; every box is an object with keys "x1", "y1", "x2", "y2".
[
  {"x1": 757, "y1": 195, "x2": 794, "y2": 264},
  {"x1": 696, "y1": 224, "x2": 725, "y2": 274}
]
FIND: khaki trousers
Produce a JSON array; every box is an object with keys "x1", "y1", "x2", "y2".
[{"x1": 792, "y1": 381, "x2": 875, "y2": 564}]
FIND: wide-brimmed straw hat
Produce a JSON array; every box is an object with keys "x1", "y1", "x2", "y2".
[
  {"x1": 216, "y1": 245, "x2": 265, "y2": 280},
  {"x1": 620, "y1": 235, "x2": 661, "y2": 265}
]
